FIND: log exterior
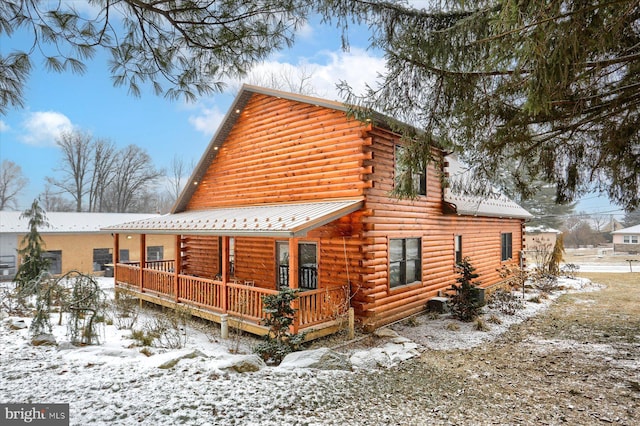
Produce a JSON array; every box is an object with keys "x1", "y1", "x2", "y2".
[
  {"x1": 117, "y1": 88, "x2": 526, "y2": 333},
  {"x1": 174, "y1": 91, "x2": 527, "y2": 330}
]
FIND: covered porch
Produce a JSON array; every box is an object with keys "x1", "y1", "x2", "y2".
[{"x1": 105, "y1": 200, "x2": 362, "y2": 340}]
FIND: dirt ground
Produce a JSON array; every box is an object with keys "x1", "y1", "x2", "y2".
[{"x1": 343, "y1": 272, "x2": 640, "y2": 425}]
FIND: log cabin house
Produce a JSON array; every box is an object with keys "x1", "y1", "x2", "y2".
[{"x1": 105, "y1": 85, "x2": 531, "y2": 340}]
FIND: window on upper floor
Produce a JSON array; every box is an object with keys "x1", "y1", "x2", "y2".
[
  {"x1": 501, "y1": 233, "x2": 513, "y2": 261},
  {"x1": 390, "y1": 238, "x2": 421, "y2": 288},
  {"x1": 394, "y1": 145, "x2": 426, "y2": 196}
]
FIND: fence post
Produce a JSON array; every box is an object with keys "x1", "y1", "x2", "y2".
[
  {"x1": 220, "y1": 314, "x2": 229, "y2": 339},
  {"x1": 348, "y1": 307, "x2": 355, "y2": 339}
]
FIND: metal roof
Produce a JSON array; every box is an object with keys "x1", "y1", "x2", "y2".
[
  {"x1": 443, "y1": 154, "x2": 532, "y2": 219},
  {"x1": 0, "y1": 212, "x2": 160, "y2": 234},
  {"x1": 444, "y1": 191, "x2": 533, "y2": 219},
  {"x1": 103, "y1": 199, "x2": 364, "y2": 237}
]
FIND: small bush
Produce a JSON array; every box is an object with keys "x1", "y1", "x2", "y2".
[
  {"x1": 445, "y1": 322, "x2": 460, "y2": 331},
  {"x1": 405, "y1": 316, "x2": 420, "y2": 327},
  {"x1": 487, "y1": 314, "x2": 502, "y2": 324},
  {"x1": 448, "y1": 257, "x2": 484, "y2": 322},
  {"x1": 253, "y1": 288, "x2": 306, "y2": 365},
  {"x1": 129, "y1": 328, "x2": 157, "y2": 347},
  {"x1": 488, "y1": 289, "x2": 523, "y2": 316},
  {"x1": 474, "y1": 317, "x2": 490, "y2": 331},
  {"x1": 528, "y1": 295, "x2": 542, "y2": 304},
  {"x1": 109, "y1": 294, "x2": 139, "y2": 330}
]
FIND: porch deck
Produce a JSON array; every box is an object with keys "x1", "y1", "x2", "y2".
[{"x1": 114, "y1": 262, "x2": 350, "y2": 340}]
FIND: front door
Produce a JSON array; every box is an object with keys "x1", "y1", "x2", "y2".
[
  {"x1": 276, "y1": 241, "x2": 318, "y2": 290},
  {"x1": 276, "y1": 241, "x2": 289, "y2": 289}
]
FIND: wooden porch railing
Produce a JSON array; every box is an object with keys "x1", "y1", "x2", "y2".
[
  {"x1": 114, "y1": 263, "x2": 344, "y2": 331},
  {"x1": 143, "y1": 269, "x2": 174, "y2": 297},
  {"x1": 227, "y1": 283, "x2": 278, "y2": 323},
  {"x1": 298, "y1": 286, "x2": 349, "y2": 328}
]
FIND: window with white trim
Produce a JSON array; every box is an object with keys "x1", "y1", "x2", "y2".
[{"x1": 623, "y1": 235, "x2": 639, "y2": 244}]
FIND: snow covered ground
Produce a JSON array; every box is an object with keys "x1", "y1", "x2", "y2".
[{"x1": 0, "y1": 273, "x2": 614, "y2": 425}]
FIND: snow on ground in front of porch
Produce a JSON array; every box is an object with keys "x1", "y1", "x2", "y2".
[{"x1": 0, "y1": 274, "x2": 605, "y2": 425}]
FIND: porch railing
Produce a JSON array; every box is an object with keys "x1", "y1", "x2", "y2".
[
  {"x1": 298, "y1": 286, "x2": 349, "y2": 328},
  {"x1": 114, "y1": 262, "x2": 343, "y2": 330}
]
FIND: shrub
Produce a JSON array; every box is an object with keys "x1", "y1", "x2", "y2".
[
  {"x1": 448, "y1": 257, "x2": 484, "y2": 322},
  {"x1": 488, "y1": 289, "x2": 524, "y2": 316},
  {"x1": 254, "y1": 288, "x2": 305, "y2": 365}
]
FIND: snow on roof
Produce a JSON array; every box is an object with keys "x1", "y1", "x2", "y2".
[
  {"x1": 611, "y1": 224, "x2": 640, "y2": 234},
  {"x1": 0, "y1": 211, "x2": 160, "y2": 234},
  {"x1": 525, "y1": 226, "x2": 562, "y2": 234},
  {"x1": 102, "y1": 199, "x2": 363, "y2": 238},
  {"x1": 443, "y1": 154, "x2": 532, "y2": 220}
]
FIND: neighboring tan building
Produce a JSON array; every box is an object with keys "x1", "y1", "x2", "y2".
[
  {"x1": 0, "y1": 212, "x2": 174, "y2": 280},
  {"x1": 612, "y1": 224, "x2": 640, "y2": 254}
]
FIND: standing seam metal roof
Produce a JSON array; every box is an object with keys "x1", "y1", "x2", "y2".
[{"x1": 102, "y1": 199, "x2": 364, "y2": 237}]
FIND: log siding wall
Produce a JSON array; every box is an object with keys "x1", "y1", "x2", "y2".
[
  {"x1": 356, "y1": 128, "x2": 524, "y2": 329},
  {"x1": 179, "y1": 92, "x2": 525, "y2": 330},
  {"x1": 187, "y1": 94, "x2": 370, "y2": 209}
]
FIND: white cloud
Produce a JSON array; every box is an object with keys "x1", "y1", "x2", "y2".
[
  {"x1": 243, "y1": 47, "x2": 386, "y2": 100},
  {"x1": 0, "y1": 120, "x2": 9, "y2": 132},
  {"x1": 188, "y1": 105, "x2": 226, "y2": 135},
  {"x1": 187, "y1": 47, "x2": 386, "y2": 134},
  {"x1": 20, "y1": 111, "x2": 74, "y2": 146},
  {"x1": 309, "y1": 47, "x2": 386, "y2": 97}
]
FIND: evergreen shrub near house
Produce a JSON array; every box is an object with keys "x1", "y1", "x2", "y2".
[
  {"x1": 254, "y1": 287, "x2": 305, "y2": 365},
  {"x1": 448, "y1": 257, "x2": 484, "y2": 322},
  {"x1": 14, "y1": 200, "x2": 50, "y2": 298}
]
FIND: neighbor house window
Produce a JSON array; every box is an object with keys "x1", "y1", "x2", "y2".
[
  {"x1": 501, "y1": 233, "x2": 513, "y2": 261},
  {"x1": 395, "y1": 145, "x2": 426, "y2": 196},
  {"x1": 147, "y1": 246, "x2": 163, "y2": 261},
  {"x1": 93, "y1": 248, "x2": 112, "y2": 271},
  {"x1": 454, "y1": 235, "x2": 463, "y2": 264},
  {"x1": 623, "y1": 235, "x2": 639, "y2": 244},
  {"x1": 43, "y1": 250, "x2": 62, "y2": 275},
  {"x1": 390, "y1": 238, "x2": 421, "y2": 288}
]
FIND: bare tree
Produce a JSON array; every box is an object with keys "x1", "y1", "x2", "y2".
[
  {"x1": 88, "y1": 139, "x2": 116, "y2": 212},
  {"x1": 0, "y1": 159, "x2": 28, "y2": 210},
  {"x1": 167, "y1": 154, "x2": 193, "y2": 201},
  {"x1": 39, "y1": 184, "x2": 74, "y2": 212},
  {"x1": 46, "y1": 130, "x2": 93, "y2": 212},
  {"x1": 241, "y1": 65, "x2": 324, "y2": 96},
  {"x1": 590, "y1": 214, "x2": 610, "y2": 233},
  {"x1": 104, "y1": 145, "x2": 163, "y2": 213}
]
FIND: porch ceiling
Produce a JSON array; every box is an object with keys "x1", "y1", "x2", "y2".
[{"x1": 102, "y1": 199, "x2": 363, "y2": 237}]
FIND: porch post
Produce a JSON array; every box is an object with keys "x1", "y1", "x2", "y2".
[
  {"x1": 173, "y1": 235, "x2": 181, "y2": 302},
  {"x1": 139, "y1": 234, "x2": 146, "y2": 293},
  {"x1": 221, "y1": 236, "x2": 229, "y2": 312},
  {"x1": 288, "y1": 237, "x2": 300, "y2": 334},
  {"x1": 113, "y1": 233, "x2": 120, "y2": 282}
]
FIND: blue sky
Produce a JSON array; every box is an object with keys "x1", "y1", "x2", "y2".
[{"x1": 0, "y1": 6, "x2": 624, "y2": 217}]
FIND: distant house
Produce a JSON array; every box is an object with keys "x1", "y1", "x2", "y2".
[
  {"x1": 106, "y1": 85, "x2": 531, "y2": 339},
  {"x1": 0, "y1": 212, "x2": 174, "y2": 280},
  {"x1": 612, "y1": 224, "x2": 640, "y2": 254}
]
